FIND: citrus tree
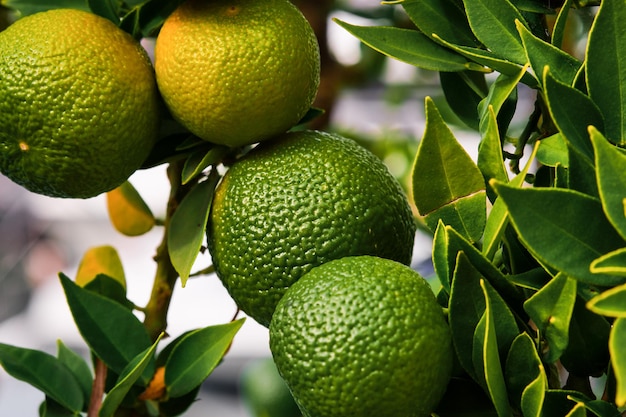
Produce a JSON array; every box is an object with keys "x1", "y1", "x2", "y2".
[{"x1": 0, "y1": 0, "x2": 626, "y2": 417}]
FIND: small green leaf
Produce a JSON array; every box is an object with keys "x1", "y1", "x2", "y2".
[
  {"x1": 609, "y1": 318, "x2": 626, "y2": 407},
  {"x1": 181, "y1": 146, "x2": 229, "y2": 185},
  {"x1": 56, "y1": 340, "x2": 92, "y2": 410},
  {"x1": 82, "y1": 274, "x2": 134, "y2": 309},
  {"x1": 516, "y1": 20, "x2": 581, "y2": 86},
  {"x1": 99, "y1": 334, "x2": 163, "y2": 417},
  {"x1": 75, "y1": 245, "x2": 126, "y2": 288},
  {"x1": 586, "y1": 0, "x2": 626, "y2": 145},
  {"x1": 462, "y1": 0, "x2": 528, "y2": 64},
  {"x1": 136, "y1": 0, "x2": 185, "y2": 37},
  {"x1": 334, "y1": 19, "x2": 478, "y2": 72},
  {"x1": 492, "y1": 183, "x2": 626, "y2": 286},
  {"x1": 401, "y1": 0, "x2": 478, "y2": 46},
  {"x1": 537, "y1": 133, "x2": 568, "y2": 168},
  {"x1": 523, "y1": 273, "x2": 577, "y2": 363},
  {"x1": 2, "y1": 0, "x2": 89, "y2": 16},
  {"x1": 0, "y1": 343, "x2": 84, "y2": 412},
  {"x1": 165, "y1": 319, "x2": 245, "y2": 398},
  {"x1": 587, "y1": 282, "x2": 626, "y2": 318},
  {"x1": 412, "y1": 97, "x2": 486, "y2": 242},
  {"x1": 505, "y1": 332, "x2": 545, "y2": 412},
  {"x1": 432, "y1": 221, "x2": 452, "y2": 292},
  {"x1": 543, "y1": 69, "x2": 603, "y2": 161},
  {"x1": 168, "y1": 174, "x2": 219, "y2": 286},
  {"x1": 59, "y1": 273, "x2": 151, "y2": 374},
  {"x1": 478, "y1": 66, "x2": 527, "y2": 136},
  {"x1": 590, "y1": 126, "x2": 626, "y2": 240},
  {"x1": 477, "y1": 106, "x2": 508, "y2": 198},
  {"x1": 106, "y1": 182, "x2": 155, "y2": 237},
  {"x1": 590, "y1": 248, "x2": 626, "y2": 277}
]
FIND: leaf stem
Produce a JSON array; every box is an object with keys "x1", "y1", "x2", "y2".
[
  {"x1": 87, "y1": 358, "x2": 107, "y2": 417},
  {"x1": 143, "y1": 160, "x2": 196, "y2": 342}
]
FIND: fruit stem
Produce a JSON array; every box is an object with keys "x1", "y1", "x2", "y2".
[{"x1": 143, "y1": 160, "x2": 196, "y2": 342}]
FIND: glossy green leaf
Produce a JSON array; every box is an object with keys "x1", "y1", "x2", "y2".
[
  {"x1": 440, "y1": 71, "x2": 487, "y2": 130},
  {"x1": 136, "y1": 0, "x2": 185, "y2": 37},
  {"x1": 99, "y1": 334, "x2": 163, "y2": 417},
  {"x1": 462, "y1": 0, "x2": 527, "y2": 64},
  {"x1": 56, "y1": 340, "x2": 92, "y2": 410},
  {"x1": 477, "y1": 106, "x2": 508, "y2": 199},
  {"x1": 0, "y1": 343, "x2": 84, "y2": 412},
  {"x1": 516, "y1": 20, "x2": 581, "y2": 86},
  {"x1": 586, "y1": 0, "x2": 626, "y2": 145},
  {"x1": 564, "y1": 403, "x2": 586, "y2": 417},
  {"x1": 75, "y1": 245, "x2": 126, "y2": 289},
  {"x1": 168, "y1": 174, "x2": 219, "y2": 286},
  {"x1": 106, "y1": 182, "x2": 155, "y2": 237},
  {"x1": 492, "y1": 183, "x2": 626, "y2": 286},
  {"x1": 523, "y1": 273, "x2": 577, "y2": 363},
  {"x1": 181, "y1": 146, "x2": 229, "y2": 185},
  {"x1": 550, "y1": 0, "x2": 572, "y2": 48},
  {"x1": 401, "y1": 0, "x2": 478, "y2": 46},
  {"x1": 573, "y1": 399, "x2": 622, "y2": 417},
  {"x1": 166, "y1": 319, "x2": 245, "y2": 398},
  {"x1": 478, "y1": 66, "x2": 527, "y2": 135},
  {"x1": 590, "y1": 127, "x2": 626, "y2": 240},
  {"x1": 591, "y1": 248, "x2": 626, "y2": 277},
  {"x1": 504, "y1": 332, "x2": 545, "y2": 412},
  {"x1": 472, "y1": 280, "x2": 512, "y2": 417},
  {"x1": 610, "y1": 318, "x2": 626, "y2": 407},
  {"x1": 567, "y1": 142, "x2": 599, "y2": 198},
  {"x1": 543, "y1": 69, "x2": 603, "y2": 161},
  {"x1": 333, "y1": 20, "x2": 478, "y2": 72},
  {"x1": 59, "y1": 273, "x2": 151, "y2": 374},
  {"x1": 1, "y1": 0, "x2": 89, "y2": 16},
  {"x1": 537, "y1": 133, "x2": 568, "y2": 168},
  {"x1": 412, "y1": 97, "x2": 486, "y2": 242},
  {"x1": 83, "y1": 275, "x2": 133, "y2": 310},
  {"x1": 587, "y1": 282, "x2": 626, "y2": 318},
  {"x1": 39, "y1": 397, "x2": 77, "y2": 417},
  {"x1": 432, "y1": 221, "x2": 452, "y2": 293}
]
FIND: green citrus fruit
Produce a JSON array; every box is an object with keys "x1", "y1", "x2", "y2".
[
  {"x1": 206, "y1": 130, "x2": 416, "y2": 327},
  {"x1": 154, "y1": 0, "x2": 320, "y2": 147},
  {"x1": 240, "y1": 357, "x2": 302, "y2": 417},
  {"x1": 269, "y1": 255, "x2": 453, "y2": 417},
  {"x1": 0, "y1": 9, "x2": 160, "y2": 199}
]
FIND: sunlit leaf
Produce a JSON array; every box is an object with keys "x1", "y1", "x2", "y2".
[
  {"x1": 60, "y1": 273, "x2": 151, "y2": 374},
  {"x1": 462, "y1": 0, "x2": 527, "y2": 64},
  {"x1": 168, "y1": 174, "x2": 219, "y2": 286},
  {"x1": 586, "y1": 0, "x2": 626, "y2": 145},
  {"x1": 75, "y1": 245, "x2": 126, "y2": 289},
  {"x1": 412, "y1": 97, "x2": 486, "y2": 242},
  {"x1": 523, "y1": 273, "x2": 576, "y2": 363},
  {"x1": 478, "y1": 65, "x2": 527, "y2": 136},
  {"x1": 610, "y1": 318, "x2": 626, "y2": 407},
  {"x1": 401, "y1": 0, "x2": 478, "y2": 46},
  {"x1": 505, "y1": 332, "x2": 545, "y2": 412},
  {"x1": 0, "y1": 344, "x2": 84, "y2": 412},
  {"x1": 181, "y1": 146, "x2": 229, "y2": 185},
  {"x1": 165, "y1": 319, "x2": 245, "y2": 398},
  {"x1": 477, "y1": 106, "x2": 508, "y2": 200},
  {"x1": 106, "y1": 182, "x2": 155, "y2": 237},
  {"x1": 492, "y1": 182, "x2": 626, "y2": 286},
  {"x1": 333, "y1": 20, "x2": 478, "y2": 72},
  {"x1": 590, "y1": 248, "x2": 626, "y2": 278},
  {"x1": 537, "y1": 133, "x2": 568, "y2": 168},
  {"x1": 587, "y1": 282, "x2": 626, "y2": 318}
]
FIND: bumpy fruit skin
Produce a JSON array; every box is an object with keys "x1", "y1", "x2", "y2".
[
  {"x1": 207, "y1": 130, "x2": 417, "y2": 327},
  {"x1": 0, "y1": 9, "x2": 160, "y2": 198},
  {"x1": 270, "y1": 256, "x2": 453, "y2": 417},
  {"x1": 154, "y1": 0, "x2": 320, "y2": 147}
]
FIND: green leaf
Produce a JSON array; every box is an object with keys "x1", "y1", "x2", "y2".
[
  {"x1": 432, "y1": 221, "x2": 453, "y2": 293},
  {"x1": 1, "y1": 0, "x2": 88, "y2": 16},
  {"x1": 181, "y1": 146, "x2": 229, "y2": 185},
  {"x1": 491, "y1": 183, "x2": 626, "y2": 286},
  {"x1": 165, "y1": 319, "x2": 245, "y2": 398},
  {"x1": 56, "y1": 340, "x2": 92, "y2": 410},
  {"x1": 610, "y1": 318, "x2": 626, "y2": 407},
  {"x1": 87, "y1": 0, "x2": 119, "y2": 24},
  {"x1": 168, "y1": 174, "x2": 219, "y2": 286},
  {"x1": 564, "y1": 403, "x2": 586, "y2": 417},
  {"x1": 591, "y1": 248, "x2": 626, "y2": 277},
  {"x1": 586, "y1": 0, "x2": 626, "y2": 145},
  {"x1": 401, "y1": 0, "x2": 478, "y2": 46},
  {"x1": 587, "y1": 282, "x2": 626, "y2": 318},
  {"x1": 99, "y1": 334, "x2": 163, "y2": 417},
  {"x1": 567, "y1": 142, "x2": 599, "y2": 198},
  {"x1": 504, "y1": 333, "x2": 545, "y2": 412},
  {"x1": 590, "y1": 127, "x2": 626, "y2": 240},
  {"x1": 136, "y1": 0, "x2": 185, "y2": 37},
  {"x1": 550, "y1": 0, "x2": 572, "y2": 48},
  {"x1": 472, "y1": 279, "x2": 512, "y2": 417},
  {"x1": 0, "y1": 343, "x2": 84, "y2": 412},
  {"x1": 434, "y1": 377, "x2": 498, "y2": 416},
  {"x1": 59, "y1": 273, "x2": 151, "y2": 374},
  {"x1": 83, "y1": 274, "x2": 133, "y2": 309},
  {"x1": 462, "y1": 0, "x2": 528, "y2": 64},
  {"x1": 543, "y1": 69, "x2": 603, "y2": 161},
  {"x1": 440, "y1": 71, "x2": 487, "y2": 131},
  {"x1": 412, "y1": 97, "x2": 486, "y2": 242},
  {"x1": 75, "y1": 245, "x2": 126, "y2": 288},
  {"x1": 523, "y1": 273, "x2": 577, "y2": 363},
  {"x1": 333, "y1": 20, "x2": 479, "y2": 72},
  {"x1": 537, "y1": 133, "x2": 568, "y2": 168},
  {"x1": 478, "y1": 66, "x2": 526, "y2": 136},
  {"x1": 39, "y1": 397, "x2": 77, "y2": 417},
  {"x1": 516, "y1": 20, "x2": 581, "y2": 86},
  {"x1": 106, "y1": 182, "x2": 155, "y2": 237},
  {"x1": 477, "y1": 106, "x2": 508, "y2": 202}
]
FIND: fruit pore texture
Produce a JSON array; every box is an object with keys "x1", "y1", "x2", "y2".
[{"x1": 207, "y1": 130, "x2": 417, "y2": 327}]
